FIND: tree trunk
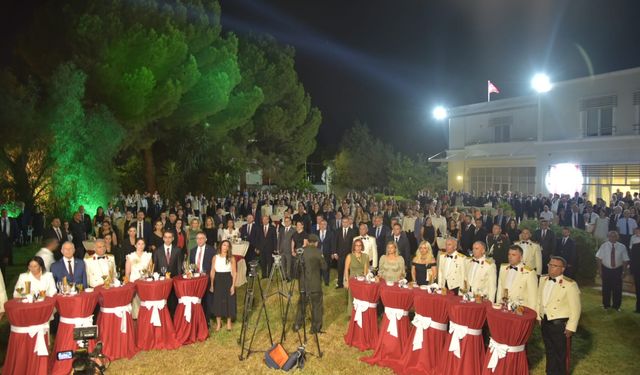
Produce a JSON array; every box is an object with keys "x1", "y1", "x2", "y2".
[
  {"x1": 7, "y1": 151, "x2": 35, "y2": 212},
  {"x1": 143, "y1": 145, "x2": 157, "y2": 192}
]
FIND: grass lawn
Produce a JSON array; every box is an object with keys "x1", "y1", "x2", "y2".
[{"x1": 1, "y1": 246, "x2": 639, "y2": 374}]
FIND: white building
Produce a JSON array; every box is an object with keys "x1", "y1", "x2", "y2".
[{"x1": 430, "y1": 67, "x2": 640, "y2": 202}]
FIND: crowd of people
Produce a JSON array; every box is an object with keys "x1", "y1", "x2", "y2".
[{"x1": 0, "y1": 187, "x2": 638, "y2": 374}]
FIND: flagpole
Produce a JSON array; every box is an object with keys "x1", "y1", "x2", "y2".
[{"x1": 487, "y1": 80, "x2": 490, "y2": 102}]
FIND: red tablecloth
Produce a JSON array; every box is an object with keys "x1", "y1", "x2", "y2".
[
  {"x1": 97, "y1": 283, "x2": 138, "y2": 359},
  {"x1": 440, "y1": 298, "x2": 489, "y2": 375},
  {"x1": 135, "y1": 278, "x2": 180, "y2": 350},
  {"x1": 397, "y1": 290, "x2": 453, "y2": 375},
  {"x1": 482, "y1": 306, "x2": 536, "y2": 375},
  {"x1": 173, "y1": 275, "x2": 209, "y2": 345},
  {"x1": 51, "y1": 292, "x2": 99, "y2": 375},
  {"x1": 361, "y1": 282, "x2": 413, "y2": 369},
  {"x1": 344, "y1": 278, "x2": 380, "y2": 351},
  {"x1": 2, "y1": 298, "x2": 55, "y2": 375}
]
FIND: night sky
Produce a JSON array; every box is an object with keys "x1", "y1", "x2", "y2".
[
  {"x1": 220, "y1": 0, "x2": 640, "y2": 158},
  {"x1": 2, "y1": 1, "x2": 639, "y2": 160}
]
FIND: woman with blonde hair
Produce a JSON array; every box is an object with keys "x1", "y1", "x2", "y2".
[
  {"x1": 378, "y1": 241, "x2": 406, "y2": 282},
  {"x1": 344, "y1": 239, "x2": 369, "y2": 314},
  {"x1": 412, "y1": 241, "x2": 438, "y2": 285}
]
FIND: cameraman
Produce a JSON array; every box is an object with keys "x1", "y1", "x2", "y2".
[{"x1": 294, "y1": 234, "x2": 327, "y2": 334}]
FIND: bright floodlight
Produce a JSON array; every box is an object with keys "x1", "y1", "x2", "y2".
[
  {"x1": 432, "y1": 106, "x2": 448, "y2": 120},
  {"x1": 531, "y1": 73, "x2": 552, "y2": 93}
]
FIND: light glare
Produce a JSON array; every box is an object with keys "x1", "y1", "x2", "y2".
[
  {"x1": 432, "y1": 106, "x2": 448, "y2": 120},
  {"x1": 531, "y1": 73, "x2": 552, "y2": 93}
]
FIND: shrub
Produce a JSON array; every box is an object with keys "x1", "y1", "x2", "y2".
[{"x1": 519, "y1": 219, "x2": 597, "y2": 285}]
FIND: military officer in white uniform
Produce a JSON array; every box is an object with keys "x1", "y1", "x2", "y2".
[
  {"x1": 466, "y1": 241, "x2": 497, "y2": 302},
  {"x1": 537, "y1": 256, "x2": 581, "y2": 375},
  {"x1": 497, "y1": 245, "x2": 538, "y2": 312},
  {"x1": 84, "y1": 239, "x2": 117, "y2": 288},
  {"x1": 353, "y1": 222, "x2": 378, "y2": 268},
  {"x1": 515, "y1": 228, "x2": 543, "y2": 276},
  {"x1": 437, "y1": 238, "x2": 467, "y2": 295}
]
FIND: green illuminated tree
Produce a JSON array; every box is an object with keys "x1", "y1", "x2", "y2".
[
  {"x1": 19, "y1": 0, "x2": 258, "y2": 191},
  {"x1": 48, "y1": 64, "x2": 124, "y2": 215}
]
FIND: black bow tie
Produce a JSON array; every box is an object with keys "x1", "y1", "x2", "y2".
[
  {"x1": 361, "y1": 236, "x2": 368, "y2": 240},
  {"x1": 521, "y1": 241, "x2": 529, "y2": 244},
  {"x1": 446, "y1": 255, "x2": 454, "y2": 259},
  {"x1": 97, "y1": 256, "x2": 106, "y2": 260},
  {"x1": 472, "y1": 259, "x2": 480, "y2": 263},
  {"x1": 509, "y1": 265, "x2": 519, "y2": 270},
  {"x1": 548, "y1": 277, "x2": 557, "y2": 283}
]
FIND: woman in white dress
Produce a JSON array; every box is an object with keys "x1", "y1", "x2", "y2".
[
  {"x1": 218, "y1": 219, "x2": 239, "y2": 242},
  {"x1": 593, "y1": 210, "x2": 610, "y2": 241},
  {"x1": 13, "y1": 256, "x2": 57, "y2": 298},
  {"x1": 125, "y1": 238, "x2": 152, "y2": 319}
]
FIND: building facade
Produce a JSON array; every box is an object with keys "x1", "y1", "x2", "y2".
[{"x1": 430, "y1": 67, "x2": 640, "y2": 202}]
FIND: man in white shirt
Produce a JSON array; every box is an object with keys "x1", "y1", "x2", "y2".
[
  {"x1": 497, "y1": 245, "x2": 538, "y2": 312},
  {"x1": 353, "y1": 222, "x2": 378, "y2": 268},
  {"x1": 466, "y1": 241, "x2": 496, "y2": 302},
  {"x1": 616, "y1": 210, "x2": 638, "y2": 249},
  {"x1": 437, "y1": 238, "x2": 467, "y2": 294},
  {"x1": 595, "y1": 231, "x2": 630, "y2": 311},
  {"x1": 537, "y1": 256, "x2": 581, "y2": 375},
  {"x1": 84, "y1": 239, "x2": 117, "y2": 288},
  {"x1": 515, "y1": 229, "x2": 543, "y2": 275},
  {"x1": 540, "y1": 205, "x2": 554, "y2": 222},
  {"x1": 35, "y1": 238, "x2": 58, "y2": 272}
]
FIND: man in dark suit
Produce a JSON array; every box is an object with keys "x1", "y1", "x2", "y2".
[
  {"x1": 249, "y1": 202, "x2": 261, "y2": 224},
  {"x1": 460, "y1": 216, "x2": 476, "y2": 255},
  {"x1": 190, "y1": 231, "x2": 215, "y2": 322},
  {"x1": 240, "y1": 214, "x2": 259, "y2": 265},
  {"x1": 0, "y1": 209, "x2": 18, "y2": 277},
  {"x1": 473, "y1": 218, "x2": 488, "y2": 244},
  {"x1": 317, "y1": 219, "x2": 335, "y2": 286},
  {"x1": 277, "y1": 216, "x2": 296, "y2": 280},
  {"x1": 482, "y1": 210, "x2": 493, "y2": 232},
  {"x1": 493, "y1": 208, "x2": 506, "y2": 231},
  {"x1": 370, "y1": 215, "x2": 390, "y2": 264},
  {"x1": 50, "y1": 241, "x2": 88, "y2": 288},
  {"x1": 256, "y1": 216, "x2": 277, "y2": 278},
  {"x1": 311, "y1": 215, "x2": 323, "y2": 235},
  {"x1": 383, "y1": 204, "x2": 395, "y2": 228},
  {"x1": 225, "y1": 205, "x2": 238, "y2": 223},
  {"x1": 609, "y1": 206, "x2": 622, "y2": 232},
  {"x1": 69, "y1": 212, "x2": 87, "y2": 259},
  {"x1": 486, "y1": 224, "x2": 511, "y2": 278},
  {"x1": 154, "y1": 230, "x2": 184, "y2": 314},
  {"x1": 555, "y1": 227, "x2": 577, "y2": 278},
  {"x1": 78, "y1": 206, "x2": 93, "y2": 237},
  {"x1": 292, "y1": 204, "x2": 311, "y2": 234},
  {"x1": 567, "y1": 206, "x2": 585, "y2": 230},
  {"x1": 387, "y1": 223, "x2": 411, "y2": 279},
  {"x1": 133, "y1": 210, "x2": 152, "y2": 244},
  {"x1": 213, "y1": 208, "x2": 226, "y2": 228},
  {"x1": 333, "y1": 217, "x2": 355, "y2": 289},
  {"x1": 533, "y1": 219, "x2": 556, "y2": 274},
  {"x1": 294, "y1": 234, "x2": 327, "y2": 333}
]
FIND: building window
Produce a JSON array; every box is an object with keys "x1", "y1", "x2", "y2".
[
  {"x1": 580, "y1": 95, "x2": 616, "y2": 137},
  {"x1": 582, "y1": 164, "x2": 640, "y2": 203},
  {"x1": 468, "y1": 167, "x2": 535, "y2": 194},
  {"x1": 489, "y1": 116, "x2": 512, "y2": 143}
]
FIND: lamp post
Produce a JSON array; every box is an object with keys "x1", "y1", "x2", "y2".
[{"x1": 531, "y1": 73, "x2": 552, "y2": 142}]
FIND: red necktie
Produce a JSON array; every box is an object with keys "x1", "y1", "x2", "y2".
[
  {"x1": 611, "y1": 243, "x2": 616, "y2": 268},
  {"x1": 197, "y1": 247, "x2": 204, "y2": 272}
]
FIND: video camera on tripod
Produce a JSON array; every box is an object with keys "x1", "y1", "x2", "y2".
[{"x1": 56, "y1": 326, "x2": 108, "y2": 375}]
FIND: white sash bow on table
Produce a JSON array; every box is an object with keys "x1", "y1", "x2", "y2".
[
  {"x1": 59, "y1": 315, "x2": 94, "y2": 328},
  {"x1": 100, "y1": 304, "x2": 132, "y2": 333},
  {"x1": 411, "y1": 313, "x2": 448, "y2": 351},
  {"x1": 10, "y1": 322, "x2": 50, "y2": 356},
  {"x1": 384, "y1": 307, "x2": 409, "y2": 338},
  {"x1": 448, "y1": 321, "x2": 482, "y2": 358},
  {"x1": 140, "y1": 300, "x2": 167, "y2": 327},
  {"x1": 487, "y1": 337, "x2": 525, "y2": 372},
  {"x1": 353, "y1": 298, "x2": 377, "y2": 328},
  {"x1": 178, "y1": 296, "x2": 202, "y2": 323}
]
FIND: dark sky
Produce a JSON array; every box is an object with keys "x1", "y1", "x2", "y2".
[{"x1": 220, "y1": 0, "x2": 640, "y2": 158}]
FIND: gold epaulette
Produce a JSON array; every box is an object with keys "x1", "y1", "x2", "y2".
[
  {"x1": 563, "y1": 276, "x2": 575, "y2": 283},
  {"x1": 484, "y1": 258, "x2": 493, "y2": 265},
  {"x1": 523, "y1": 265, "x2": 534, "y2": 272}
]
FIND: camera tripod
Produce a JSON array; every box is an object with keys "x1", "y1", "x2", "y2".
[
  {"x1": 238, "y1": 260, "x2": 272, "y2": 360},
  {"x1": 282, "y1": 249, "x2": 323, "y2": 358}
]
